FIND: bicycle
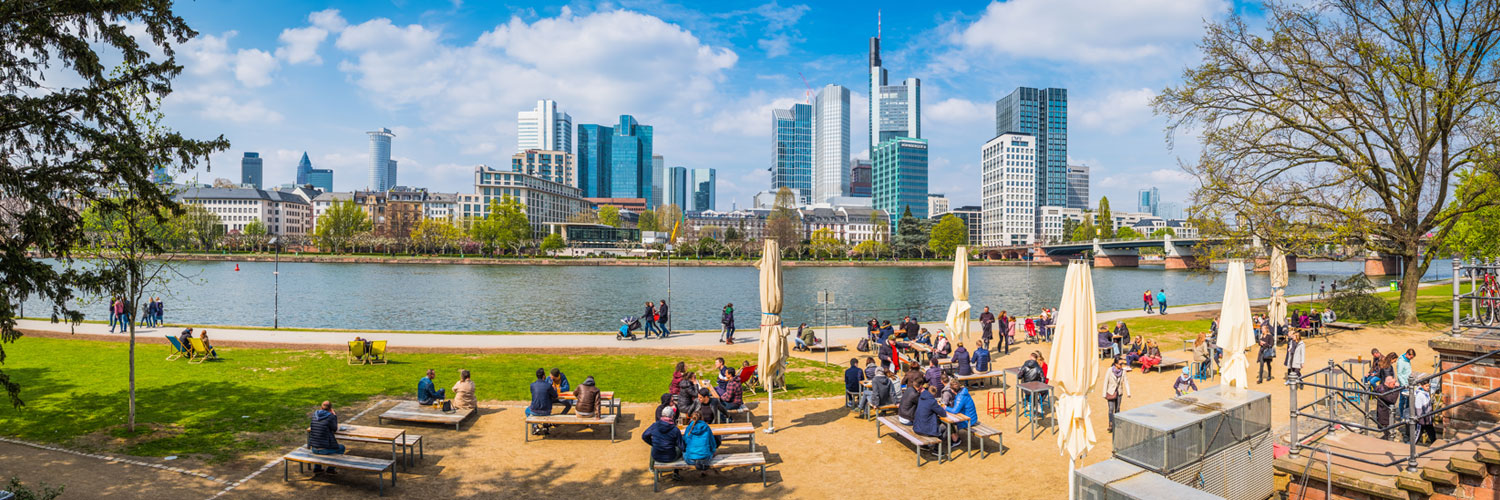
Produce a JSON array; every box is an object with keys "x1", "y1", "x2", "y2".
[{"x1": 1470, "y1": 268, "x2": 1498, "y2": 326}]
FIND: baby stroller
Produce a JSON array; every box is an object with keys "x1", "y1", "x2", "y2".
[
  {"x1": 1024, "y1": 318, "x2": 1038, "y2": 343},
  {"x1": 617, "y1": 316, "x2": 641, "y2": 340}
]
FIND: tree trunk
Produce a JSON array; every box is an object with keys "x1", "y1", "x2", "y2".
[
  {"x1": 128, "y1": 304, "x2": 136, "y2": 431},
  {"x1": 1394, "y1": 248, "x2": 1428, "y2": 325}
]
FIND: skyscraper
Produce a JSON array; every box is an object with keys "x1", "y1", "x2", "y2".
[
  {"x1": 995, "y1": 87, "x2": 1067, "y2": 211},
  {"x1": 1138, "y1": 187, "x2": 1160, "y2": 216},
  {"x1": 690, "y1": 168, "x2": 716, "y2": 212},
  {"x1": 240, "y1": 152, "x2": 262, "y2": 188},
  {"x1": 981, "y1": 133, "x2": 1037, "y2": 246},
  {"x1": 517, "y1": 100, "x2": 572, "y2": 153},
  {"x1": 307, "y1": 168, "x2": 333, "y2": 193},
  {"x1": 849, "y1": 159, "x2": 872, "y2": 197},
  {"x1": 511, "y1": 149, "x2": 575, "y2": 187},
  {"x1": 664, "y1": 166, "x2": 688, "y2": 209},
  {"x1": 813, "y1": 84, "x2": 851, "y2": 203},
  {"x1": 772, "y1": 103, "x2": 813, "y2": 205},
  {"x1": 576, "y1": 124, "x2": 612, "y2": 198},
  {"x1": 295, "y1": 152, "x2": 313, "y2": 186},
  {"x1": 872, "y1": 137, "x2": 928, "y2": 222},
  {"x1": 869, "y1": 24, "x2": 921, "y2": 150},
  {"x1": 651, "y1": 155, "x2": 664, "y2": 209},
  {"x1": 1067, "y1": 164, "x2": 1090, "y2": 210},
  {"x1": 367, "y1": 128, "x2": 395, "y2": 191},
  {"x1": 609, "y1": 115, "x2": 653, "y2": 206}
]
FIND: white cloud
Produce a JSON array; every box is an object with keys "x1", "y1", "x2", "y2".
[
  {"x1": 233, "y1": 49, "x2": 279, "y2": 87},
  {"x1": 710, "y1": 93, "x2": 798, "y2": 136},
  {"x1": 181, "y1": 32, "x2": 235, "y2": 76},
  {"x1": 957, "y1": 0, "x2": 1228, "y2": 63},
  {"x1": 926, "y1": 98, "x2": 989, "y2": 125},
  {"x1": 758, "y1": 34, "x2": 793, "y2": 58},
  {"x1": 1077, "y1": 88, "x2": 1157, "y2": 133},
  {"x1": 276, "y1": 26, "x2": 329, "y2": 64},
  {"x1": 310, "y1": 9, "x2": 349, "y2": 32},
  {"x1": 174, "y1": 91, "x2": 284, "y2": 124}
]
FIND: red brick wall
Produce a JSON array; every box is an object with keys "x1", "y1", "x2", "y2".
[{"x1": 1432, "y1": 334, "x2": 1500, "y2": 440}]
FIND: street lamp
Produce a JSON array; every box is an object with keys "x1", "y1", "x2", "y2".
[{"x1": 269, "y1": 237, "x2": 280, "y2": 329}]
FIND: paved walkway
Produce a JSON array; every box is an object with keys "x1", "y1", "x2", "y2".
[{"x1": 15, "y1": 289, "x2": 1340, "y2": 350}]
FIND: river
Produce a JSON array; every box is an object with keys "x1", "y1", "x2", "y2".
[{"x1": 25, "y1": 259, "x2": 1452, "y2": 332}]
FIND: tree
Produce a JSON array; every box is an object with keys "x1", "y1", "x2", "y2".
[
  {"x1": 314, "y1": 199, "x2": 371, "y2": 252},
  {"x1": 1150, "y1": 227, "x2": 1176, "y2": 239},
  {"x1": 870, "y1": 211, "x2": 891, "y2": 259},
  {"x1": 656, "y1": 204, "x2": 684, "y2": 244},
  {"x1": 409, "y1": 218, "x2": 463, "y2": 254},
  {"x1": 723, "y1": 227, "x2": 742, "y2": 259},
  {"x1": 765, "y1": 187, "x2": 802, "y2": 249},
  {"x1": 851, "y1": 239, "x2": 888, "y2": 260},
  {"x1": 540, "y1": 233, "x2": 566, "y2": 256},
  {"x1": 240, "y1": 219, "x2": 268, "y2": 252},
  {"x1": 1115, "y1": 226, "x2": 1143, "y2": 241},
  {"x1": 211, "y1": 178, "x2": 238, "y2": 188},
  {"x1": 1156, "y1": 0, "x2": 1500, "y2": 324},
  {"x1": 893, "y1": 206, "x2": 928, "y2": 258},
  {"x1": 494, "y1": 194, "x2": 532, "y2": 256},
  {"x1": 598, "y1": 205, "x2": 621, "y2": 228},
  {"x1": 175, "y1": 204, "x2": 224, "y2": 250},
  {"x1": 1447, "y1": 170, "x2": 1500, "y2": 258},
  {"x1": 1060, "y1": 218, "x2": 1080, "y2": 243},
  {"x1": 637, "y1": 209, "x2": 658, "y2": 232},
  {"x1": 0, "y1": 3, "x2": 228, "y2": 407},
  {"x1": 928, "y1": 214, "x2": 968, "y2": 257},
  {"x1": 1072, "y1": 218, "x2": 1098, "y2": 242},
  {"x1": 809, "y1": 228, "x2": 844, "y2": 260},
  {"x1": 1096, "y1": 197, "x2": 1114, "y2": 239}
]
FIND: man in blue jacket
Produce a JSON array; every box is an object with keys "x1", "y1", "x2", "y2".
[
  {"x1": 843, "y1": 358, "x2": 866, "y2": 409},
  {"x1": 642, "y1": 407, "x2": 684, "y2": 472},
  {"x1": 417, "y1": 369, "x2": 445, "y2": 404},
  {"x1": 943, "y1": 379, "x2": 978, "y2": 433},
  {"x1": 913, "y1": 383, "x2": 954, "y2": 453},
  {"x1": 973, "y1": 345, "x2": 992, "y2": 373},
  {"x1": 527, "y1": 368, "x2": 558, "y2": 435},
  {"x1": 306, "y1": 401, "x2": 344, "y2": 474}
]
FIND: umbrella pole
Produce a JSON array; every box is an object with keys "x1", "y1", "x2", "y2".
[
  {"x1": 1068, "y1": 457, "x2": 1076, "y2": 500},
  {"x1": 765, "y1": 385, "x2": 776, "y2": 434}
]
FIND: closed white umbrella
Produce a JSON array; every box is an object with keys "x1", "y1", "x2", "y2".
[
  {"x1": 945, "y1": 246, "x2": 972, "y2": 345},
  {"x1": 1047, "y1": 260, "x2": 1100, "y2": 500},
  {"x1": 1218, "y1": 260, "x2": 1255, "y2": 390},
  {"x1": 1269, "y1": 247, "x2": 1289, "y2": 342},
  {"x1": 755, "y1": 239, "x2": 789, "y2": 433}
]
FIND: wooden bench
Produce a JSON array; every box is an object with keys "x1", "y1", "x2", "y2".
[
  {"x1": 864, "y1": 402, "x2": 898, "y2": 421},
  {"x1": 725, "y1": 403, "x2": 754, "y2": 423},
  {"x1": 338, "y1": 433, "x2": 424, "y2": 467},
  {"x1": 875, "y1": 416, "x2": 942, "y2": 466},
  {"x1": 649, "y1": 452, "x2": 767, "y2": 492},
  {"x1": 954, "y1": 370, "x2": 1004, "y2": 388},
  {"x1": 1325, "y1": 321, "x2": 1365, "y2": 331},
  {"x1": 524, "y1": 414, "x2": 618, "y2": 442},
  {"x1": 967, "y1": 423, "x2": 1003, "y2": 458},
  {"x1": 377, "y1": 401, "x2": 473, "y2": 431},
  {"x1": 1150, "y1": 355, "x2": 1189, "y2": 373},
  {"x1": 283, "y1": 446, "x2": 396, "y2": 496}
]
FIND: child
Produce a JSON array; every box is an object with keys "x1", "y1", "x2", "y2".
[{"x1": 1173, "y1": 365, "x2": 1198, "y2": 396}]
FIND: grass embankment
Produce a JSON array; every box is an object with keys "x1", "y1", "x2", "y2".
[
  {"x1": 0, "y1": 336, "x2": 842, "y2": 461},
  {"x1": 16, "y1": 318, "x2": 643, "y2": 336}
]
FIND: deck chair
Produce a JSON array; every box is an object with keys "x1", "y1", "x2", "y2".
[
  {"x1": 347, "y1": 341, "x2": 366, "y2": 365},
  {"x1": 165, "y1": 336, "x2": 188, "y2": 361},
  {"x1": 187, "y1": 337, "x2": 216, "y2": 364},
  {"x1": 367, "y1": 341, "x2": 387, "y2": 365},
  {"x1": 738, "y1": 365, "x2": 759, "y2": 396}
]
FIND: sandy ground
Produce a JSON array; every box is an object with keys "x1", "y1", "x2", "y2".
[{"x1": 4, "y1": 324, "x2": 1442, "y2": 499}]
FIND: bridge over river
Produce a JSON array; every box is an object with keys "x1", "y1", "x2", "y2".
[{"x1": 979, "y1": 235, "x2": 1409, "y2": 275}]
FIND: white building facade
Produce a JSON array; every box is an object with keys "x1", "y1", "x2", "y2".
[
  {"x1": 460, "y1": 165, "x2": 590, "y2": 238},
  {"x1": 178, "y1": 186, "x2": 314, "y2": 236},
  {"x1": 926, "y1": 194, "x2": 949, "y2": 218},
  {"x1": 981, "y1": 133, "x2": 1037, "y2": 246},
  {"x1": 1039, "y1": 205, "x2": 1087, "y2": 242},
  {"x1": 517, "y1": 99, "x2": 572, "y2": 153},
  {"x1": 812, "y1": 84, "x2": 850, "y2": 203}
]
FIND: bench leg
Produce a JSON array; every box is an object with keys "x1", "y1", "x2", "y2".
[
  {"x1": 611, "y1": 421, "x2": 616, "y2": 443},
  {"x1": 761, "y1": 463, "x2": 767, "y2": 487},
  {"x1": 524, "y1": 422, "x2": 530, "y2": 443},
  {"x1": 283, "y1": 459, "x2": 288, "y2": 481}
]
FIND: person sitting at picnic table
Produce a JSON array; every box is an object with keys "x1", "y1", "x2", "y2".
[
  {"x1": 417, "y1": 369, "x2": 445, "y2": 405},
  {"x1": 526, "y1": 368, "x2": 558, "y2": 435},
  {"x1": 924, "y1": 357, "x2": 944, "y2": 390},
  {"x1": 1173, "y1": 366, "x2": 1199, "y2": 396},
  {"x1": 897, "y1": 378, "x2": 924, "y2": 426},
  {"x1": 952, "y1": 342, "x2": 973, "y2": 376},
  {"x1": 1192, "y1": 333, "x2": 1213, "y2": 379},
  {"x1": 843, "y1": 358, "x2": 866, "y2": 409},
  {"x1": 1139, "y1": 340, "x2": 1163, "y2": 372},
  {"x1": 674, "y1": 372, "x2": 698, "y2": 419},
  {"x1": 914, "y1": 380, "x2": 959, "y2": 448},
  {"x1": 654, "y1": 393, "x2": 676, "y2": 423},
  {"x1": 670, "y1": 361, "x2": 687, "y2": 396},
  {"x1": 933, "y1": 331, "x2": 953, "y2": 358},
  {"x1": 550, "y1": 368, "x2": 573, "y2": 415},
  {"x1": 938, "y1": 374, "x2": 958, "y2": 406},
  {"x1": 1322, "y1": 308, "x2": 1337, "y2": 323},
  {"x1": 719, "y1": 374, "x2": 745, "y2": 411},
  {"x1": 696, "y1": 387, "x2": 729, "y2": 424},
  {"x1": 972, "y1": 343, "x2": 991, "y2": 373},
  {"x1": 1113, "y1": 321, "x2": 1131, "y2": 351},
  {"x1": 1017, "y1": 353, "x2": 1046, "y2": 410},
  {"x1": 878, "y1": 321, "x2": 895, "y2": 343},
  {"x1": 573, "y1": 376, "x2": 602, "y2": 417},
  {"x1": 198, "y1": 330, "x2": 218, "y2": 360},
  {"x1": 452, "y1": 369, "x2": 477, "y2": 411},
  {"x1": 682, "y1": 409, "x2": 719, "y2": 471},
  {"x1": 1098, "y1": 324, "x2": 1116, "y2": 356},
  {"x1": 943, "y1": 378, "x2": 978, "y2": 433},
  {"x1": 866, "y1": 319, "x2": 880, "y2": 340},
  {"x1": 306, "y1": 400, "x2": 344, "y2": 474},
  {"x1": 1123, "y1": 337, "x2": 1145, "y2": 368},
  {"x1": 642, "y1": 407, "x2": 685, "y2": 472},
  {"x1": 861, "y1": 367, "x2": 895, "y2": 418},
  {"x1": 714, "y1": 357, "x2": 734, "y2": 392},
  {"x1": 910, "y1": 327, "x2": 931, "y2": 346},
  {"x1": 863, "y1": 357, "x2": 879, "y2": 379}
]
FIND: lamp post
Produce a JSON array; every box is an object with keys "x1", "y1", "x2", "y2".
[{"x1": 269, "y1": 237, "x2": 280, "y2": 329}]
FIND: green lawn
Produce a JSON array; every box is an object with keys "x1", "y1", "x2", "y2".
[{"x1": 0, "y1": 336, "x2": 841, "y2": 461}]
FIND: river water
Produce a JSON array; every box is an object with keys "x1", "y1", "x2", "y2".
[{"x1": 28, "y1": 259, "x2": 1451, "y2": 332}]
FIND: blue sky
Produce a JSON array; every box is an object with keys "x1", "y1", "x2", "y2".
[{"x1": 154, "y1": 0, "x2": 1259, "y2": 212}]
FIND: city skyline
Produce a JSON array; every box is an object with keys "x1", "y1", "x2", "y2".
[{"x1": 159, "y1": 1, "x2": 1243, "y2": 210}]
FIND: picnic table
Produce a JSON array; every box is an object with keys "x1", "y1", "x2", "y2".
[
  {"x1": 335, "y1": 425, "x2": 409, "y2": 469},
  {"x1": 1016, "y1": 382, "x2": 1054, "y2": 440},
  {"x1": 378, "y1": 401, "x2": 474, "y2": 430},
  {"x1": 558, "y1": 390, "x2": 621, "y2": 416},
  {"x1": 679, "y1": 422, "x2": 757, "y2": 451},
  {"x1": 941, "y1": 412, "x2": 971, "y2": 460}
]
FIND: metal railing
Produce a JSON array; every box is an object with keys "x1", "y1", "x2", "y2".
[
  {"x1": 1454, "y1": 257, "x2": 1500, "y2": 332},
  {"x1": 1287, "y1": 346, "x2": 1500, "y2": 471}
]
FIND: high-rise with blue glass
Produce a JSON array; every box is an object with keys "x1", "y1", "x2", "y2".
[
  {"x1": 872, "y1": 137, "x2": 928, "y2": 222},
  {"x1": 576, "y1": 123, "x2": 612, "y2": 198},
  {"x1": 241, "y1": 152, "x2": 262, "y2": 189},
  {"x1": 690, "y1": 168, "x2": 716, "y2": 212},
  {"x1": 995, "y1": 87, "x2": 1068, "y2": 212},
  {"x1": 367, "y1": 128, "x2": 395, "y2": 191},
  {"x1": 772, "y1": 103, "x2": 813, "y2": 205},
  {"x1": 608, "y1": 115, "x2": 653, "y2": 206}
]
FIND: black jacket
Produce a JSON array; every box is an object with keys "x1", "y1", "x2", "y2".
[
  {"x1": 871, "y1": 375, "x2": 896, "y2": 406},
  {"x1": 1019, "y1": 360, "x2": 1045, "y2": 383},
  {"x1": 641, "y1": 420, "x2": 683, "y2": 463},
  {"x1": 897, "y1": 385, "x2": 921, "y2": 421},
  {"x1": 657, "y1": 303, "x2": 669, "y2": 321},
  {"x1": 307, "y1": 409, "x2": 339, "y2": 450}
]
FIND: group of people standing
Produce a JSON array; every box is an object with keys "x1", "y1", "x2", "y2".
[
  {"x1": 1142, "y1": 289, "x2": 1168, "y2": 315},
  {"x1": 1364, "y1": 347, "x2": 1435, "y2": 444},
  {"x1": 106, "y1": 296, "x2": 166, "y2": 332}
]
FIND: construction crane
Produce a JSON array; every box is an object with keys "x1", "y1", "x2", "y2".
[{"x1": 799, "y1": 72, "x2": 813, "y2": 104}]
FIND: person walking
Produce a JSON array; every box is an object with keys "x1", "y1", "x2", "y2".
[
  {"x1": 1143, "y1": 290, "x2": 1154, "y2": 313},
  {"x1": 657, "y1": 299, "x2": 671, "y2": 337},
  {"x1": 1104, "y1": 356, "x2": 1131, "y2": 432},
  {"x1": 1155, "y1": 289, "x2": 1168, "y2": 315},
  {"x1": 1284, "y1": 331, "x2": 1306, "y2": 381},
  {"x1": 720, "y1": 303, "x2": 736, "y2": 345},
  {"x1": 641, "y1": 301, "x2": 659, "y2": 339},
  {"x1": 1256, "y1": 325, "x2": 1276, "y2": 383},
  {"x1": 979, "y1": 306, "x2": 995, "y2": 352},
  {"x1": 998, "y1": 311, "x2": 1012, "y2": 355},
  {"x1": 1396, "y1": 348, "x2": 1414, "y2": 421}
]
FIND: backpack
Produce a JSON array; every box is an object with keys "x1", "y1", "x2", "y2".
[{"x1": 856, "y1": 337, "x2": 870, "y2": 352}]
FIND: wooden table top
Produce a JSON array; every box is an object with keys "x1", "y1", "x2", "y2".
[
  {"x1": 1017, "y1": 381, "x2": 1051, "y2": 392},
  {"x1": 381, "y1": 400, "x2": 473, "y2": 423},
  {"x1": 337, "y1": 424, "x2": 405, "y2": 440},
  {"x1": 941, "y1": 412, "x2": 971, "y2": 424},
  {"x1": 678, "y1": 422, "x2": 755, "y2": 435},
  {"x1": 558, "y1": 391, "x2": 615, "y2": 401}
]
